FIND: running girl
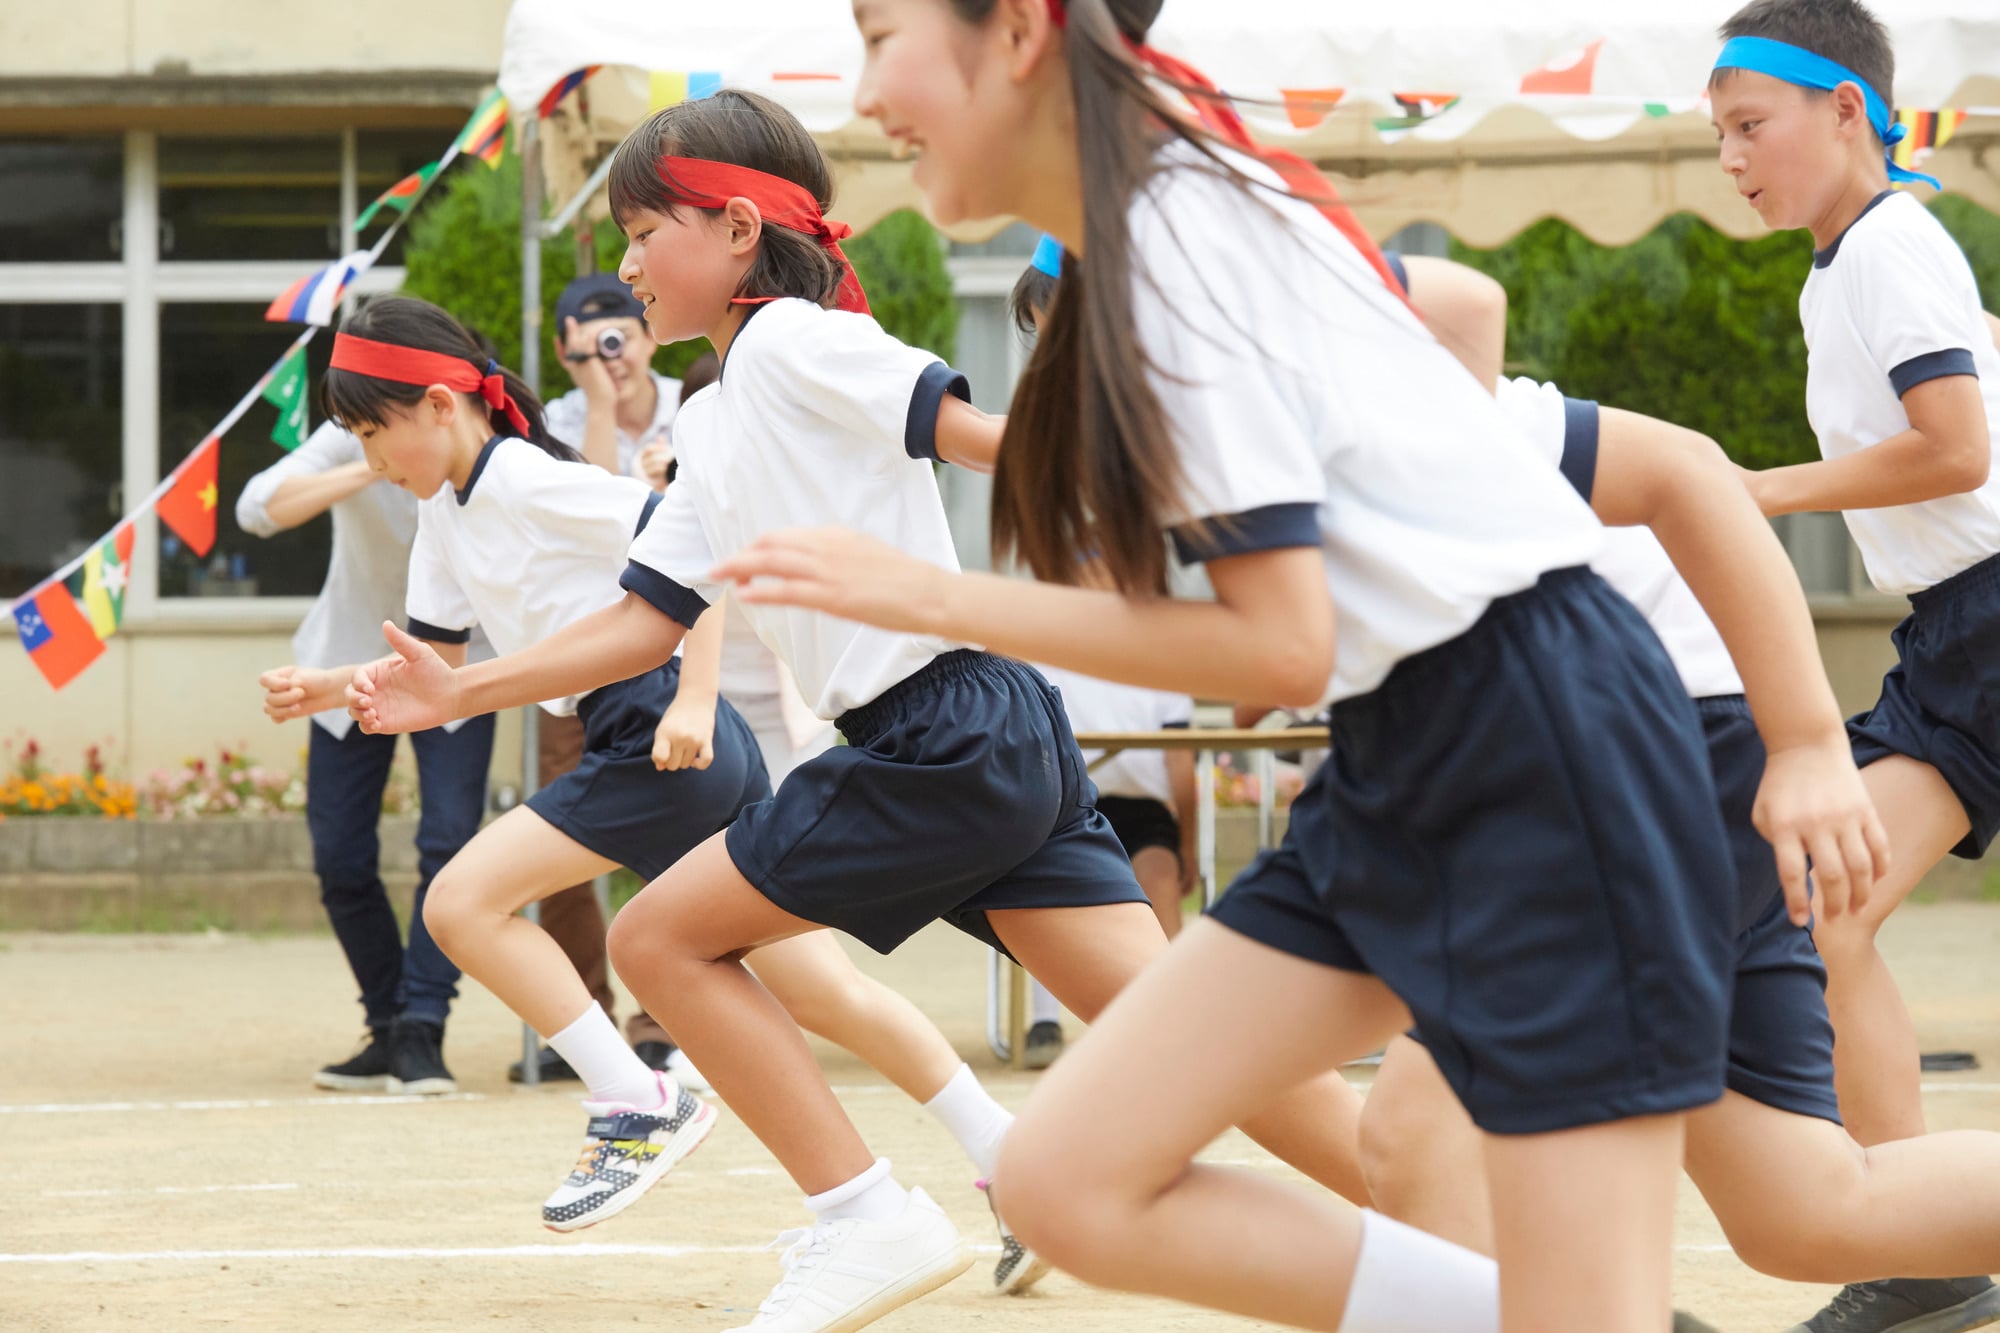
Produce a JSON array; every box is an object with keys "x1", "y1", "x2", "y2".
[{"x1": 710, "y1": 3, "x2": 1889, "y2": 1329}]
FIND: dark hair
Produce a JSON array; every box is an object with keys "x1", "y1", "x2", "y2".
[
  {"x1": 678, "y1": 350, "x2": 721, "y2": 405},
  {"x1": 1715, "y1": 0, "x2": 1895, "y2": 110},
  {"x1": 323, "y1": 296, "x2": 580, "y2": 462},
  {"x1": 608, "y1": 89, "x2": 849, "y2": 311},
  {"x1": 1010, "y1": 263, "x2": 1062, "y2": 336}
]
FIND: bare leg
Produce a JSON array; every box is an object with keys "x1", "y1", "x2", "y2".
[
  {"x1": 1688, "y1": 1091, "x2": 2000, "y2": 1281},
  {"x1": 605, "y1": 832, "x2": 873, "y2": 1195},
  {"x1": 1357, "y1": 1035, "x2": 1493, "y2": 1249},
  {"x1": 1131, "y1": 846, "x2": 1185, "y2": 940},
  {"x1": 743, "y1": 930, "x2": 963, "y2": 1103},
  {"x1": 420, "y1": 806, "x2": 619, "y2": 1035},
  {"x1": 1483, "y1": 1114, "x2": 1685, "y2": 1333},
  {"x1": 995, "y1": 917, "x2": 1409, "y2": 1330},
  {"x1": 1820, "y1": 756, "x2": 1967, "y2": 1144}
]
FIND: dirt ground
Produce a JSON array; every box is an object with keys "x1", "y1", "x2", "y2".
[{"x1": 4, "y1": 903, "x2": 1999, "y2": 1332}]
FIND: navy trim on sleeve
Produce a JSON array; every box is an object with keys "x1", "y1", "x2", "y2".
[
  {"x1": 619, "y1": 560, "x2": 710, "y2": 630},
  {"x1": 1169, "y1": 502, "x2": 1321, "y2": 565},
  {"x1": 406, "y1": 618, "x2": 472, "y2": 645},
  {"x1": 453, "y1": 437, "x2": 503, "y2": 506},
  {"x1": 904, "y1": 361, "x2": 972, "y2": 462},
  {"x1": 1813, "y1": 190, "x2": 1896, "y2": 269},
  {"x1": 1383, "y1": 250, "x2": 1410, "y2": 295},
  {"x1": 1558, "y1": 398, "x2": 1601, "y2": 504},
  {"x1": 1889, "y1": 348, "x2": 1979, "y2": 397},
  {"x1": 634, "y1": 490, "x2": 663, "y2": 538}
]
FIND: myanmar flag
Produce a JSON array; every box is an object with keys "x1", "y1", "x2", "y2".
[
  {"x1": 453, "y1": 90, "x2": 509, "y2": 169},
  {"x1": 356, "y1": 161, "x2": 439, "y2": 230},
  {"x1": 67, "y1": 522, "x2": 135, "y2": 640},
  {"x1": 14, "y1": 583, "x2": 104, "y2": 690},
  {"x1": 158, "y1": 436, "x2": 221, "y2": 558}
]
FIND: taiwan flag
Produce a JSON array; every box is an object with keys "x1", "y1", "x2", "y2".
[
  {"x1": 158, "y1": 436, "x2": 221, "y2": 558},
  {"x1": 14, "y1": 584, "x2": 105, "y2": 690}
]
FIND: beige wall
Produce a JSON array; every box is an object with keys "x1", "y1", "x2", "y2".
[{"x1": 1, "y1": 0, "x2": 513, "y2": 79}]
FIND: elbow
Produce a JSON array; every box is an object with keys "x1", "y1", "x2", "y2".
[
  {"x1": 1262, "y1": 631, "x2": 1334, "y2": 711},
  {"x1": 235, "y1": 500, "x2": 278, "y2": 538},
  {"x1": 1945, "y1": 436, "x2": 1991, "y2": 495}
]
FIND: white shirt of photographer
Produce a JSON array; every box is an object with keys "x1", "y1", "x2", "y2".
[{"x1": 544, "y1": 369, "x2": 683, "y2": 481}]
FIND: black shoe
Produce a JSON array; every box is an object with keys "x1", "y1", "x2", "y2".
[
  {"x1": 1023, "y1": 1020, "x2": 1064, "y2": 1071},
  {"x1": 1788, "y1": 1277, "x2": 2000, "y2": 1332},
  {"x1": 315, "y1": 1027, "x2": 393, "y2": 1091},
  {"x1": 1673, "y1": 1313, "x2": 1720, "y2": 1333},
  {"x1": 508, "y1": 1044, "x2": 579, "y2": 1085},
  {"x1": 387, "y1": 1019, "x2": 456, "y2": 1096},
  {"x1": 633, "y1": 1040, "x2": 678, "y2": 1072},
  {"x1": 1921, "y1": 1050, "x2": 1981, "y2": 1073}
]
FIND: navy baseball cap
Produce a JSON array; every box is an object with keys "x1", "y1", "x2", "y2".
[{"x1": 555, "y1": 273, "x2": 645, "y2": 328}]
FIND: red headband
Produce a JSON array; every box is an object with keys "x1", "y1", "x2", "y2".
[
  {"x1": 1045, "y1": 0, "x2": 1415, "y2": 312},
  {"x1": 328, "y1": 334, "x2": 533, "y2": 439},
  {"x1": 657, "y1": 157, "x2": 871, "y2": 316}
]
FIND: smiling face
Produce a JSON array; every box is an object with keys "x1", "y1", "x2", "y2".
[
  {"x1": 1710, "y1": 69, "x2": 1867, "y2": 233},
  {"x1": 616, "y1": 206, "x2": 751, "y2": 346},
  {"x1": 346, "y1": 388, "x2": 460, "y2": 499}
]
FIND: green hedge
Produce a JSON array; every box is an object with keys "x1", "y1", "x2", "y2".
[{"x1": 1449, "y1": 197, "x2": 2000, "y2": 469}]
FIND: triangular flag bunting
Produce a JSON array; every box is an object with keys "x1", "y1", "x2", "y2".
[
  {"x1": 266, "y1": 250, "x2": 372, "y2": 326},
  {"x1": 453, "y1": 89, "x2": 509, "y2": 168},
  {"x1": 356, "y1": 161, "x2": 440, "y2": 229},
  {"x1": 1520, "y1": 39, "x2": 1605, "y2": 95},
  {"x1": 1374, "y1": 93, "x2": 1461, "y2": 134},
  {"x1": 647, "y1": 70, "x2": 724, "y2": 113},
  {"x1": 67, "y1": 522, "x2": 134, "y2": 641},
  {"x1": 158, "y1": 436, "x2": 221, "y2": 558},
  {"x1": 1280, "y1": 87, "x2": 1346, "y2": 130},
  {"x1": 1891, "y1": 108, "x2": 1967, "y2": 173},
  {"x1": 537, "y1": 66, "x2": 602, "y2": 119},
  {"x1": 261, "y1": 345, "x2": 310, "y2": 451},
  {"x1": 14, "y1": 583, "x2": 105, "y2": 690}
]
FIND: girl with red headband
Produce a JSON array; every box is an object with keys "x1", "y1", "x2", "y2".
[
  {"x1": 700, "y1": 3, "x2": 1889, "y2": 1331},
  {"x1": 275, "y1": 295, "x2": 1035, "y2": 1260}
]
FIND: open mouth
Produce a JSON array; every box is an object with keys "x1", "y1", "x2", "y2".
[{"x1": 1745, "y1": 189, "x2": 1765, "y2": 208}]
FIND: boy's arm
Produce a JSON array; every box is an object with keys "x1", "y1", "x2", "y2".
[
  {"x1": 1399, "y1": 256, "x2": 1508, "y2": 393},
  {"x1": 1743, "y1": 374, "x2": 1990, "y2": 515},
  {"x1": 933, "y1": 396, "x2": 1004, "y2": 474},
  {"x1": 261, "y1": 640, "x2": 465, "y2": 723}
]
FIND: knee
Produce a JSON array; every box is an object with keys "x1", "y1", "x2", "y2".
[
  {"x1": 765, "y1": 969, "x2": 865, "y2": 1040},
  {"x1": 420, "y1": 866, "x2": 476, "y2": 954},
  {"x1": 991, "y1": 1117, "x2": 1129, "y2": 1285},
  {"x1": 1726, "y1": 1219, "x2": 1857, "y2": 1284},
  {"x1": 1355, "y1": 1093, "x2": 1425, "y2": 1207}
]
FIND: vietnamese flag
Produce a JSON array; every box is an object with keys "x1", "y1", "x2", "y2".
[
  {"x1": 158, "y1": 436, "x2": 221, "y2": 557},
  {"x1": 13, "y1": 583, "x2": 105, "y2": 690}
]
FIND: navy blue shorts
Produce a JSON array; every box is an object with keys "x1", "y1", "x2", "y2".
[
  {"x1": 527, "y1": 662, "x2": 772, "y2": 882},
  {"x1": 1097, "y1": 796, "x2": 1182, "y2": 861},
  {"x1": 1209, "y1": 568, "x2": 1735, "y2": 1135},
  {"x1": 1849, "y1": 550, "x2": 2000, "y2": 858},
  {"x1": 724, "y1": 650, "x2": 1146, "y2": 955}
]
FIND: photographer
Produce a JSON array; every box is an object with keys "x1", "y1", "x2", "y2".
[{"x1": 542, "y1": 274, "x2": 681, "y2": 490}]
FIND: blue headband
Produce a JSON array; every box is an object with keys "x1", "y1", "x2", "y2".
[
  {"x1": 1713, "y1": 36, "x2": 1940, "y2": 190},
  {"x1": 1030, "y1": 233, "x2": 1064, "y2": 279}
]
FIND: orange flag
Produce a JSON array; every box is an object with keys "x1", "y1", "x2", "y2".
[{"x1": 158, "y1": 436, "x2": 221, "y2": 557}]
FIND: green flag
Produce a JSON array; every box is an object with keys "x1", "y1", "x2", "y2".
[
  {"x1": 356, "y1": 160, "x2": 441, "y2": 230},
  {"x1": 262, "y1": 345, "x2": 309, "y2": 451}
]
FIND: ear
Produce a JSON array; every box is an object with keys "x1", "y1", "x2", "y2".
[
  {"x1": 722, "y1": 197, "x2": 765, "y2": 258},
  {"x1": 424, "y1": 383, "x2": 458, "y2": 425},
  {"x1": 997, "y1": 0, "x2": 1061, "y2": 83},
  {"x1": 1831, "y1": 81, "x2": 1873, "y2": 139}
]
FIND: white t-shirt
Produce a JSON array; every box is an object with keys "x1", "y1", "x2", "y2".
[
  {"x1": 1133, "y1": 148, "x2": 1602, "y2": 704},
  {"x1": 1036, "y1": 665, "x2": 1194, "y2": 806},
  {"x1": 406, "y1": 436, "x2": 655, "y2": 716},
  {"x1": 544, "y1": 370, "x2": 682, "y2": 481},
  {"x1": 1802, "y1": 190, "x2": 2000, "y2": 594},
  {"x1": 623, "y1": 298, "x2": 970, "y2": 720},
  {"x1": 1492, "y1": 377, "x2": 1744, "y2": 700}
]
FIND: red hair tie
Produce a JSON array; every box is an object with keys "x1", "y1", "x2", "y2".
[
  {"x1": 329, "y1": 334, "x2": 533, "y2": 439},
  {"x1": 656, "y1": 157, "x2": 871, "y2": 316},
  {"x1": 1043, "y1": 0, "x2": 1414, "y2": 311}
]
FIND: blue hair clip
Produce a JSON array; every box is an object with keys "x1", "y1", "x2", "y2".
[
  {"x1": 1030, "y1": 233, "x2": 1065, "y2": 279},
  {"x1": 1713, "y1": 36, "x2": 1940, "y2": 190}
]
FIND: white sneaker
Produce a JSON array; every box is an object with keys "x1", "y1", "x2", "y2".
[{"x1": 728, "y1": 1187, "x2": 972, "y2": 1331}]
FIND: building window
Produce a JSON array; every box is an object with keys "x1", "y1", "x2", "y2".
[
  {"x1": 0, "y1": 303, "x2": 124, "y2": 598},
  {"x1": 356, "y1": 129, "x2": 453, "y2": 267},
  {"x1": 156, "y1": 303, "x2": 331, "y2": 598},
  {"x1": 0, "y1": 139, "x2": 123, "y2": 263},
  {"x1": 157, "y1": 135, "x2": 345, "y2": 262}
]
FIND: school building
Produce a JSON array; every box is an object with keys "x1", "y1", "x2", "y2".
[{"x1": 0, "y1": 0, "x2": 1906, "y2": 789}]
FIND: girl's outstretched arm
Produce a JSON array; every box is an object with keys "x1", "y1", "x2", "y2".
[
  {"x1": 347, "y1": 593, "x2": 689, "y2": 734},
  {"x1": 653, "y1": 603, "x2": 725, "y2": 771},
  {"x1": 716, "y1": 534, "x2": 1333, "y2": 709}
]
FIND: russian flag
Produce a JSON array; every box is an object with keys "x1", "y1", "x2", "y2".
[{"x1": 266, "y1": 250, "x2": 373, "y2": 326}]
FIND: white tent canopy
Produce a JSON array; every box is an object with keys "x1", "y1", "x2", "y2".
[{"x1": 500, "y1": 0, "x2": 2000, "y2": 247}]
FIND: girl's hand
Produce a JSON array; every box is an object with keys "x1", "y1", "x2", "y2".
[
  {"x1": 259, "y1": 665, "x2": 343, "y2": 722},
  {"x1": 1752, "y1": 736, "x2": 1890, "y2": 926},
  {"x1": 712, "y1": 527, "x2": 948, "y2": 635},
  {"x1": 346, "y1": 623, "x2": 462, "y2": 735},
  {"x1": 653, "y1": 696, "x2": 716, "y2": 771}
]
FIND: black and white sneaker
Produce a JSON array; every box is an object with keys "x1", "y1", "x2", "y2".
[
  {"x1": 542, "y1": 1072, "x2": 717, "y2": 1232},
  {"x1": 1022, "y1": 1021, "x2": 1064, "y2": 1072},
  {"x1": 1787, "y1": 1277, "x2": 2000, "y2": 1332},
  {"x1": 314, "y1": 1028, "x2": 392, "y2": 1091},
  {"x1": 386, "y1": 1018, "x2": 456, "y2": 1097},
  {"x1": 977, "y1": 1177, "x2": 1050, "y2": 1295}
]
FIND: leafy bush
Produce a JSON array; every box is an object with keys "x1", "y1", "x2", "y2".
[
  {"x1": 845, "y1": 209, "x2": 956, "y2": 363},
  {"x1": 1448, "y1": 197, "x2": 1999, "y2": 469}
]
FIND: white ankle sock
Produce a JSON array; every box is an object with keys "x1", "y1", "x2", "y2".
[
  {"x1": 922, "y1": 1062, "x2": 1013, "y2": 1179},
  {"x1": 1339, "y1": 1210, "x2": 1498, "y2": 1333},
  {"x1": 1029, "y1": 981, "x2": 1063, "y2": 1025},
  {"x1": 546, "y1": 1003, "x2": 666, "y2": 1110},
  {"x1": 805, "y1": 1157, "x2": 909, "y2": 1224}
]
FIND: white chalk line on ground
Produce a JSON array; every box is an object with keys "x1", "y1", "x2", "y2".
[
  {"x1": 40, "y1": 1182, "x2": 299, "y2": 1199},
  {"x1": 0, "y1": 1242, "x2": 1009, "y2": 1265}
]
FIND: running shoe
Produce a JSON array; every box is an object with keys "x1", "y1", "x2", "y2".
[
  {"x1": 314, "y1": 1027, "x2": 392, "y2": 1092},
  {"x1": 1787, "y1": 1277, "x2": 2000, "y2": 1332},
  {"x1": 541, "y1": 1072, "x2": 716, "y2": 1232},
  {"x1": 727, "y1": 1187, "x2": 970, "y2": 1331},
  {"x1": 977, "y1": 1177, "x2": 1051, "y2": 1295}
]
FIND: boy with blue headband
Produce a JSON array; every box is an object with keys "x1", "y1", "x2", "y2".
[{"x1": 1712, "y1": 3, "x2": 2000, "y2": 1330}]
